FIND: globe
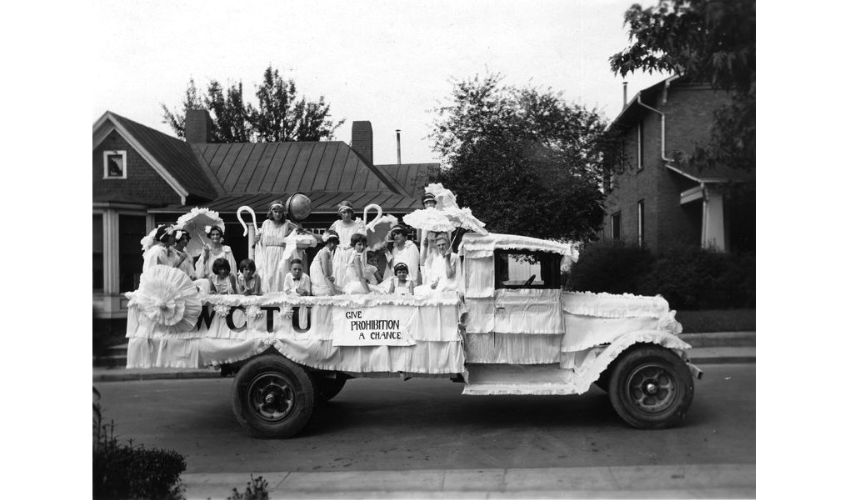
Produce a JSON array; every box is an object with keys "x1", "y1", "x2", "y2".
[{"x1": 286, "y1": 193, "x2": 312, "y2": 222}]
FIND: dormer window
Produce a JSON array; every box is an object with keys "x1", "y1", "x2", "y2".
[{"x1": 103, "y1": 151, "x2": 127, "y2": 179}]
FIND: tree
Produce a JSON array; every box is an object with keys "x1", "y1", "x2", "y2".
[
  {"x1": 429, "y1": 74, "x2": 608, "y2": 242},
  {"x1": 161, "y1": 65, "x2": 344, "y2": 143},
  {"x1": 609, "y1": 0, "x2": 755, "y2": 172}
]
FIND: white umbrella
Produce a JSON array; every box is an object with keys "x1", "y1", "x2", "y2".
[
  {"x1": 403, "y1": 208, "x2": 456, "y2": 233},
  {"x1": 175, "y1": 208, "x2": 226, "y2": 258},
  {"x1": 442, "y1": 206, "x2": 488, "y2": 235}
]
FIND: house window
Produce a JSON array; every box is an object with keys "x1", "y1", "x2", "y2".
[
  {"x1": 93, "y1": 213, "x2": 104, "y2": 291},
  {"x1": 637, "y1": 200, "x2": 645, "y2": 247},
  {"x1": 103, "y1": 150, "x2": 127, "y2": 179},
  {"x1": 636, "y1": 121, "x2": 644, "y2": 171},
  {"x1": 494, "y1": 250, "x2": 561, "y2": 290},
  {"x1": 611, "y1": 212, "x2": 621, "y2": 240}
]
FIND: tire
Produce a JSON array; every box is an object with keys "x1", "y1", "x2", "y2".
[
  {"x1": 231, "y1": 355, "x2": 315, "y2": 438},
  {"x1": 608, "y1": 344, "x2": 694, "y2": 429},
  {"x1": 311, "y1": 374, "x2": 347, "y2": 402}
]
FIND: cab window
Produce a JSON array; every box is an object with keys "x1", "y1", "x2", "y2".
[{"x1": 494, "y1": 250, "x2": 561, "y2": 289}]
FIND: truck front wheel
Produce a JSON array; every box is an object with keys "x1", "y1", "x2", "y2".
[
  {"x1": 231, "y1": 355, "x2": 315, "y2": 438},
  {"x1": 608, "y1": 345, "x2": 694, "y2": 429}
]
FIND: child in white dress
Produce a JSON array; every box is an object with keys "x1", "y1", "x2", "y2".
[
  {"x1": 343, "y1": 233, "x2": 371, "y2": 295},
  {"x1": 386, "y1": 263, "x2": 414, "y2": 296},
  {"x1": 237, "y1": 258, "x2": 262, "y2": 295},
  {"x1": 310, "y1": 230, "x2": 339, "y2": 296},
  {"x1": 210, "y1": 258, "x2": 238, "y2": 295}
]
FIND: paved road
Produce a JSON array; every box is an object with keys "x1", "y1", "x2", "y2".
[{"x1": 95, "y1": 364, "x2": 754, "y2": 476}]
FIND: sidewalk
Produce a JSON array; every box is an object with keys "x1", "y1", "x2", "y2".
[
  {"x1": 179, "y1": 463, "x2": 756, "y2": 499},
  {"x1": 92, "y1": 332, "x2": 754, "y2": 382}
]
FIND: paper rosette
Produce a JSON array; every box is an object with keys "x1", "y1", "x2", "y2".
[
  {"x1": 175, "y1": 207, "x2": 225, "y2": 258},
  {"x1": 403, "y1": 208, "x2": 455, "y2": 233},
  {"x1": 128, "y1": 265, "x2": 202, "y2": 333}
]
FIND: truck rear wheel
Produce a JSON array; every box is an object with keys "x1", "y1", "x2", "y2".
[
  {"x1": 231, "y1": 355, "x2": 315, "y2": 438},
  {"x1": 608, "y1": 345, "x2": 694, "y2": 429}
]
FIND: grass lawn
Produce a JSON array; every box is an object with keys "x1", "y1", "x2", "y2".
[{"x1": 675, "y1": 309, "x2": 756, "y2": 333}]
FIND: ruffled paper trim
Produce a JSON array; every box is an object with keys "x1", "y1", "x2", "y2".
[
  {"x1": 566, "y1": 331, "x2": 692, "y2": 394},
  {"x1": 459, "y1": 232, "x2": 574, "y2": 257},
  {"x1": 562, "y1": 291, "x2": 670, "y2": 318},
  {"x1": 126, "y1": 265, "x2": 202, "y2": 333},
  {"x1": 198, "y1": 292, "x2": 462, "y2": 308}
]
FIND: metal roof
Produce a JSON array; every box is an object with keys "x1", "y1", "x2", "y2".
[{"x1": 150, "y1": 191, "x2": 422, "y2": 215}]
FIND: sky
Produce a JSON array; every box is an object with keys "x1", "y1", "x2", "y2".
[{"x1": 92, "y1": 0, "x2": 669, "y2": 165}]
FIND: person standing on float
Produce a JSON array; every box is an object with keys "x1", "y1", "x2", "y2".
[
  {"x1": 253, "y1": 200, "x2": 298, "y2": 293},
  {"x1": 328, "y1": 201, "x2": 366, "y2": 291}
]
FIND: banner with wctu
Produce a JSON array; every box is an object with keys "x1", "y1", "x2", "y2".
[{"x1": 331, "y1": 307, "x2": 416, "y2": 346}]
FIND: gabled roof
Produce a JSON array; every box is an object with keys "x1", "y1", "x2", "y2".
[
  {"x1": 193, "y1": 141, "x2": 410, "y2": 196},
  {"x1": 150, "y1": 191, "x2": 420, "y2": 214},
  {"x1": 93, "y1": 112, "x2": 221, "y2": 202}
]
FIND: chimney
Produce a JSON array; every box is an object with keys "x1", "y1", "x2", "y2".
[
  {"x1": 185, "y1": 109, "x2": 212, "y2": 143},
  {"x1": 395, "y1": 129, "x2": 402, "y2": 165},
  {"x1": 351, "y1": 121, "x2": 373, "y2": 164},
  {"x1": 623, "y1": 82, "x2": 628, "y2": 109}
]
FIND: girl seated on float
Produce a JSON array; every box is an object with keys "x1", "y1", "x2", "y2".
[
  {"x1": 210, "y1": 257, "x2": 238, "y2": 295},
  {"x1": 386, "y1": 263, "x2": 415, "y2": 296},
  {"x1": 342, "y1": 233, "x2": 371, "y2": 295},
  {"x1": 310, "y1": 230, "x2": 339, "y2": 296},
  {"x1": 142, "y1": 224, "x2": 177, "y2": 272},
  {"x1": 237, "y1": 258, "x2": 262, "y2": 296}
]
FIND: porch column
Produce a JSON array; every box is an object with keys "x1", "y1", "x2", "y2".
[{"x1": 702, "y1": 187, "x2": 726, "y2": 252}]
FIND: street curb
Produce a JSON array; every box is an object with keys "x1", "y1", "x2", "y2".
[{"x1": 679, "y1": 331, "x2": 755, "y2": 347}]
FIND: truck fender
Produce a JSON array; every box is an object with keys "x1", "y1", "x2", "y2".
[{"x1": 571, "y1": 330, "x2": 692, "y2": 394}]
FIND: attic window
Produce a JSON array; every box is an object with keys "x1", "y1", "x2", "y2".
[{"x1": 103, "y1": 151, "x2": 127, "y2": 179}]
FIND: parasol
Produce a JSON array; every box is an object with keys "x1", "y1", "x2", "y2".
[
  {"x1": 403, "y1": 208, "x2": 456, "y2": 233},
  {"x1": 127, "y1": 265, "x2": 202, "y2": 333},
  {"x1": 175, "y1": 208, "x2": 225, "y2": 258},
  {"x1": 363, "y1": 203, "x2": 397, "y2": 251},
  {"x1": 442, "y1": 206, "x2": 488, "y2": 235}
]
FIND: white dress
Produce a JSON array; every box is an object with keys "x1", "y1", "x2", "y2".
[
  {"x1": 387, "y1": 242, "x2": 420, "y2": 283},
  {"x1": 417, "y1": 252, "x2": 459, "y2": 296},
  {"x1": 195, "y1": 245, "x2": 238, "y2": 280},
  {"x1": 256, "y1": 219, "x2": 297, "y2": 293},
  {"x1": 143, "y1": 245, "x2": 178, "y2": 272},
  {"x1": 343, "y1": 251, "x2": 371, "y2": 295},
  {"x1": 329, "y1": 219, "x2": 366, "y2": 290},
  {"x1": 309, "y1": 246, "x2": 337, "y2": 296}
]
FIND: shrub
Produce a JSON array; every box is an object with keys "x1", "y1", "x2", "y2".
[
  {"x1": 566, "y1": 241, "x2": 654, "y2": 295},
  {"x1": 567, "y1": 241, "x2": 755, "y2": 310},
  {"x1": 93, "y1": 386, "x2": 187, "y2": 500}
]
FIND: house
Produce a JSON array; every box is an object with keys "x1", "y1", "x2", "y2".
[
  {"x1": 93, "y1": 110, "x2": 437, "y2": 329},
  {"x1": 601, "y1": 76, "x2": 755, "y2": 254}
]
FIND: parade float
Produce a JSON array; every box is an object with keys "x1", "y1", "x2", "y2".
[{"x1": 125, "y1": 186, "x2": 701, "y2": 438}]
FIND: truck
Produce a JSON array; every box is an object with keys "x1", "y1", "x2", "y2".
[{"x1": 125, "y1": 231, "x2": 701, "y2": 439}]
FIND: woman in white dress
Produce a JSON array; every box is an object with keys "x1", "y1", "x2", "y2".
[
  {"x1": 253, "y1": 200, "x2": 298, "y2": 293},
  {"x1": 310, "y1": 230, "x2": 340, "y2": 296},
  {"x1": 383, "y1": 224, "x2": 420, "y2": 285},
  {"x1": 142, "y1": 224, "x2": 178, "y2": 272},
  {"x1": 195, "y1": 225, "x2": 238, "y2": 280},
  {"x1": 343, "y1": 233, "x2": 371, "y2": 295},
  {"x1": 329, "y1": 201, "x2": 366, "y2": 291}
]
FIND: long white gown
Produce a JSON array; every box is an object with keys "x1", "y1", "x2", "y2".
[
  {"x1": 256, "y1": 219, "x2": 297, "y2": 293},
  {"x1": 342, "y1": 251, "x2": 371, "y2": 295},
  {"x1": 309, "y1": 246, "x2": 337, "y2": 296},
  {"x1": 329, "y1": 219, "x2": 366, "y2": 290}
]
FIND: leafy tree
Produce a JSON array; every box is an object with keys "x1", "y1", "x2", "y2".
[
  {"x1": 161, "y1": 65, "x2": 344, "y2": 143},
  {"x1": 430, "y1": 74, "x2": 608, "y2": 242},
  {"x1": 609, "y1": 0, "x2": 755, "y2": 171}
]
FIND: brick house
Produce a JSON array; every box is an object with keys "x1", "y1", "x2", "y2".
[
  {"x1": 602, "y1": 76, "x2": 755, "y2": 253},
  {"x1": 93, "y1": 110, "x2": 436, "y2": 329}
]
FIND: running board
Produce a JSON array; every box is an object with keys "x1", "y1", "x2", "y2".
[{"x1": 462, "y1": 363, "x2": 582, "y2": 396}]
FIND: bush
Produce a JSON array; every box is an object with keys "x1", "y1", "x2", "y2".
[
  {"x1": 93, "y1": 387, "x2": 187, "y2": 500},
  {"x1": 228, "y1": 475, "x2": 270, "y2": 500},
  {"x1": 566, "y1": 241, "x2": 654, "y2": 295},
  {"x1": 567, "y1": 241, "x2": 755, "y2": 310}
]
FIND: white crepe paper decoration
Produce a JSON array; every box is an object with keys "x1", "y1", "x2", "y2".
[{"x1": 127, "y1": 265, "x2": 201, "y2": 333}]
